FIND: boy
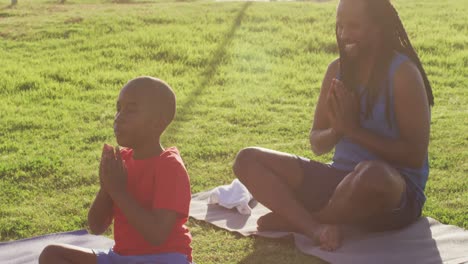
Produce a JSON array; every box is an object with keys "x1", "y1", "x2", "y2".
[{"x1": 39, "y1": 76, "x2": 192, "y2": 263}]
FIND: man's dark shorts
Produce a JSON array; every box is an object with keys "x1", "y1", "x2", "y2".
[{"x1": 294, "y1": 156, "x2": 423, "y2": 232}]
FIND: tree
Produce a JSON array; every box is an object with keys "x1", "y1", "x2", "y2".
[{"x1": 11, "y1": 0, "x2": 18, "y2": 5}]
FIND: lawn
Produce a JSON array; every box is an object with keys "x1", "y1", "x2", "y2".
[{"x1": 0, "y1": 0, "x2": 466, "y2": 263}]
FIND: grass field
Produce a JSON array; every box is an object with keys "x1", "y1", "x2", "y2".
[{"x1": 0, "y1": 0, "x2": 466, "y2": 263}]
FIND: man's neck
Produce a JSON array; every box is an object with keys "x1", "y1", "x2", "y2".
[
  {"x1": 355, "y1": 51, "x2": 377, "y2": 86},
  {"x1": 353, "y1": 42, "x2": 387, "y2": 86}
]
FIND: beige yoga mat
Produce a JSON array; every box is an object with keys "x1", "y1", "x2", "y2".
[{"x1": 190, "y1": 191, "x2": 468, "y2": 264}]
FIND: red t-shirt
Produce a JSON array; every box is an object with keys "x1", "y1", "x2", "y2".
[{"x1": 112, "y1": 147, "x2": 192, "y2": 261}]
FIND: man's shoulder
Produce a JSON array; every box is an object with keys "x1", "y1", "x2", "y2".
[
  {"x1": 393, "y1": 56, "x2": 424, "y2": 89},
  {"x1": 394, "y1": 57, "x2": 420, "y2": 78},
  {"x1": 329, "y1": 57, "x2": 340, "y2": 71},
  {"x1": 324, "y1": 58, "x2": 340, "y2": 79},
  {"x1": 392, "y1": 55, "x2": 426, "y2": 100}
]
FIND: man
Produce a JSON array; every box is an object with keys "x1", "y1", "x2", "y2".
[{"x1": 233, "y1": 0, "x2": 433, "y2": 251}]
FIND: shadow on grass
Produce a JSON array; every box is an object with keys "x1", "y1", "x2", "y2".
[
  {"x1": 238, "y1": 235, "x2": 328, "y2": 264},
  {"x1": 0, "y1": 5, "x2": 15, "y2": 10},
  {"x1": 168, "y1": 2, "x2": 251, "y2": 133},
  {"x1": 109, "y1": 0, "x2": 155, "y2": 3},
  {"x1": 190, "y1": 218, "x2": 327, "y2": 264}
]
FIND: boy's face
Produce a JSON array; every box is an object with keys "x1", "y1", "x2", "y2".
[{"x1": 113, "y1": 85, "x2": 155, "y2": 148}]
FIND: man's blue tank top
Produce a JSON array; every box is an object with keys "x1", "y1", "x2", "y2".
[{"x1": 331, "y1": 53, "x2": 429, "y2": 204}]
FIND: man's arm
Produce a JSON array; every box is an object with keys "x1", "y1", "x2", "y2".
[
  {"x1": 338, "y1": 61, "x2": 430, "y2": 168},
  {"x1": 310, "y1": 58, "x2": 342, "y2": 155},
  {"x1": 87, "y1": 188, "x2": 113, "y2": 235}
]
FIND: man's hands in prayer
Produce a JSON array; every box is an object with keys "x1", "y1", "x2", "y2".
[{"x1": 327, "y1": 78, "x2": 361, "y2": 137}]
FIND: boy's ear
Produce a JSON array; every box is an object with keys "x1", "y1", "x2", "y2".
[{"x1": 151, "y1": 115, "x2": 166, "y2": 134}]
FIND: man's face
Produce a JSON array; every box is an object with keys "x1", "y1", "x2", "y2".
[
  {"x1": 336, "y1": 0, "x2": 380, "y2": 60},
  {"x1": 113, "y1": 85, "x2": 154, "y2": 148}
]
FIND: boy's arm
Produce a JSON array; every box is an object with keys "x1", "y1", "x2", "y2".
[
  {"x1": 100, "y1": 146, "x2": 180, "y2": 246},
  {"x1": 87, "y1": 188, "x2": 113, "y2": 235},
  {"x1": 87, "y1": 145, "x2": 115, "y2": 235},
  {"x1": 110, "y1": 192, "x2": 178, "y2": 246}
]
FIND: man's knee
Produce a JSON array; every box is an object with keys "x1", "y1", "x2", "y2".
[
  {"x1": 353, "y1": 160, "x2": 404, "y2": 200},
  {"x1": 232, "y1": 147, "x2": 261, "y2": 178}
]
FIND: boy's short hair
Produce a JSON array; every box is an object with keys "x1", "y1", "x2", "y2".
[{"x1": 124, "y1": 76, "x2": 176, "y2": 132}]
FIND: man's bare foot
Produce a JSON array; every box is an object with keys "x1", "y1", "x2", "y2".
[
  {"x1": 257, "y1": 212, "x2": 300, "y2": 232},
  {"x1": 257, "y1": 213, "x2": 342, "y2": 251},
  {"x1": 314, "y1": 224, "x2": 342, "y2": 251}
]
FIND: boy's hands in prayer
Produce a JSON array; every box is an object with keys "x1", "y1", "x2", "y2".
[
  {"x1": 98, "y1": 144, "x2": 112, "y2": 188},
  {"x1": 100, "y1": 144, "x2": 127, "y2": 197},
  {"x1": 327, "y1": 78, "x2": 360, "y2": 137}
]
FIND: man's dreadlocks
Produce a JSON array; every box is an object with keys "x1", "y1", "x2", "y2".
[{"x1": 336, "y1": 0, "x2": 434, "y2": 127}]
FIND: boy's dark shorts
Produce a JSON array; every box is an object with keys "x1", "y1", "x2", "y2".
[{"x1": 294, "y1": 156, "x2": 423, "y2": 232}]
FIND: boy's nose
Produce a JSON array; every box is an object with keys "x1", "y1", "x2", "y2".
[
  {"x1": 114, "y1": 112, "x2": 123, "y2": 123},
  {"x1": 114, "y1": 118, "x2": 123, "y2": 129}
]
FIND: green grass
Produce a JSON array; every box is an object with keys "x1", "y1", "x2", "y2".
[{"x1": 0, "y1": 0, "x2": 466, "y2": 263}]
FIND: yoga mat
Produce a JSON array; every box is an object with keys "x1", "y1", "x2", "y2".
[
  {"x1": 190, "y1": 191, "x2": 468, "y2": 264},
  {"x1": 1, "y1": 191, "x2": 467, "y2": 264},
  {"x1": 0, "y1": 230, "x2": 114, "y2": 264}
]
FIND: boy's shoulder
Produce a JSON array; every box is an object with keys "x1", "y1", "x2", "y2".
[
  {"x1": 159, "y1": 147, "x2": 188, "y2": 174},
  {"x1": 118, "y1": 147, "x2": 178, "y2": 161},
  {"x1": 119, "y1": 147, "x2": 133, "y2": 160},
  {"x1": 160, "y1": 147, "x2": 182, "y2": 162},
  {"x1": 118, "y1": 146, "x2": 185, "y2": 172},
  {"x1": 162, "y1": 146, "x2": 180, "y2": 156}
]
